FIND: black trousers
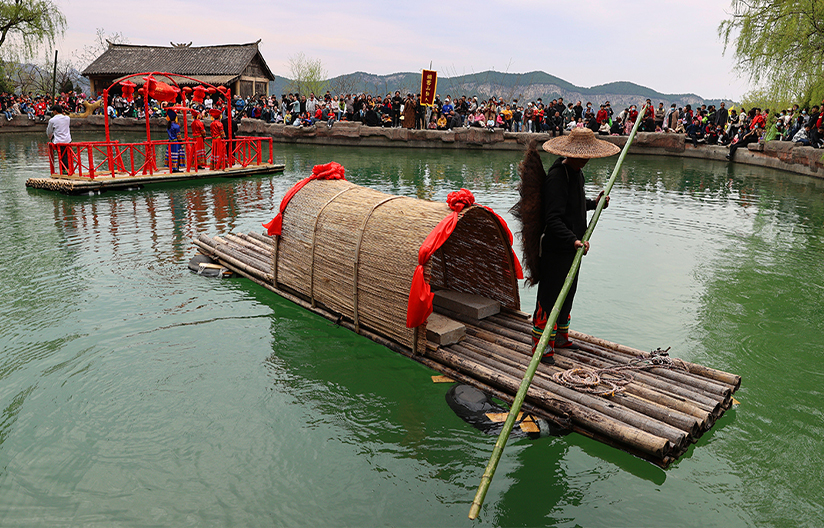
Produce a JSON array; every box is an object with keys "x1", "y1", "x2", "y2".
[
  {"x1": 729, "y1": 135, "x2": 758, "y2": 159},
  {"x1": 535, "y1": 251, "x2": 578, "y2": 327}
]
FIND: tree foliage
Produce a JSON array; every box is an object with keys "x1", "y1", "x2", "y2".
[
  {"x1": 0, "y1": 0, "x2": 66, "y2": 58},
  {"x1": 74, "y1": 28, "x2": 129, "y2": 69},
  {"x1": 719, "y1": 0, "x2": 824, "y2": 104},
  {"x1": 285, "y1": 52, "x2": 328, "y2": 97}
]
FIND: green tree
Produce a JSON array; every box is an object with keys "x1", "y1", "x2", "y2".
[
  {"x1": 719, "y1": 0, "x2": 824, "y2": 106},
  {"x1": 0, "y1": 0, "x2": 66, "y2": 57},
  {"x1": 285, "y1": 52, "x2": 328, "y2": 97}
]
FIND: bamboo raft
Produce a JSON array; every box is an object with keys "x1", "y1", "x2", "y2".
[
  {"x1": 193, "y1": 227, "x2": 740, "y2": 467},
  {"x1": 26, "y1": 163, "x2": 285, "y2": 195}
]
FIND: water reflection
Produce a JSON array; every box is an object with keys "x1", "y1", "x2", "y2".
[{"x1": 3, "y1": 133, "x2": 824, "y2": 526}]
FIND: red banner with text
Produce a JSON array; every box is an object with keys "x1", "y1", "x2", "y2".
[{"x1": 420, "y1": 70, "x2": 438, "y2": 106}]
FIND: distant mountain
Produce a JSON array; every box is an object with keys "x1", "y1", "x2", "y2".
[{"x1": 270, "y1": 70, "x2": 730, "y2": 108}]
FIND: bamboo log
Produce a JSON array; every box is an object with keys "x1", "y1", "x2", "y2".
[
  {"x1": 428, "y1": 346, "x2": 672, "y2": 459},
  {"x1": 570, "y1": 341, "x2": 731, "y2": 399},
  {"x1": 461, "y1": 334, "x2": 714, "y2": 430},
  {"x1": 486, "y1": 313, "x2": 532, "y2": 333},
  {"x1": 450, "y1": 343, "x2": 691, "y2": 449},
  {"x1": 246, "y1": 231, "x2": 270, "y2": 245},
  {"x1": 214, "y1": 244, "x2": 271, "y2": 278},
  {"x1": 224, "y1": 233, "x2": 272, "y2": 259},
  {"x1": 494, "y1": 310, "x2": 741, "y2": 392},
  {"x1": 558, "y1": 347, "x2": 723, "y2": 415},
  {"x1": 457, "y1": 317, "x2": 725, "y2": 416},
  {"x1": 213, "y1": 236, "x2": 273, "y2": 271},
  {"x1": 459, "y1": 337, "x2": 703, "y2": 437},
  {"x1": 195, "y1": 236, "x2": 272, "y2": 282},
  {"x1": 237, "y1": 232, "x2": 274, "y2": 255},
  {"x1": 435, "y1": 306, "x2": 532, "y2": 344},
  {"x1": 474, "y1": 311, "x2": 733, "y2": 400},
  {"x1": 569, "y1": 330, "x2": 741, "y2": 391}
]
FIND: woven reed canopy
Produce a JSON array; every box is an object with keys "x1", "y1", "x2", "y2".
[{"x1": 271, "y1": 178, "x2": 521, "y2": 354}]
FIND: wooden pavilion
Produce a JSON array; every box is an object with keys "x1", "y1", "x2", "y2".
[{"x1": 82, "y1": 41, "x2": 275, "y2": 98}]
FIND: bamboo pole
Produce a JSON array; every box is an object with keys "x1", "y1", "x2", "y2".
[
  {"x1": 428, "y1": 347, "x2": 671, "y2": 459},
  {"x1": 468, "y1": 106, "x2": 648, "y2": 520}
]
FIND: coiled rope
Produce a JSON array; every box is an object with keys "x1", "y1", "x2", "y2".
[{"x1": 551, "y1": 347, "x2": 688, "y2": 396}]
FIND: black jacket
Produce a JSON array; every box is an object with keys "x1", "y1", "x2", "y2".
[{"x1": 541, "y1": 157, "x2": 596, "y2": 253}]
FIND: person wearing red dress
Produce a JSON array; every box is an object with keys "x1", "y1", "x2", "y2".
[
  {"x1": 209, "y1": 111, "x2": 226, "y2": 170},
  {"x1": 191, "y1": 112, "x2": 207, "y2": 169}
]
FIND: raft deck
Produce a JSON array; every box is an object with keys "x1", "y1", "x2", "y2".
[
  {"x1": 193, "y1": 231, "x2": 740, "y2": 467},
  {"x1": 25, "y1": 163, "x2": 285, "y2": 194}
]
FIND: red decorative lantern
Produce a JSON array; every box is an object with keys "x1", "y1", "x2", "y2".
[
  {"x1": 217, "y1": 86, "x2": 229, "y2": 98},
  {"x1": 119, "y1": 80, "x2": 136, "y2": 102},
  {"x1": 182, "y1": 86, "x2": 192, "y2": 95},
  {"x1": 143, "y1": 75, "x2": 180, "y2": 103},
  {"x1": 192, "y1": 85, "x2": 206, "y2": 105},
  {"x1": 206, "y1": 86, "x2": 216, "y2": 95}
]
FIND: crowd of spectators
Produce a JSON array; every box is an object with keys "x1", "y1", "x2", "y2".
[
  {"x1": 8, "y1": 86, "x2": 824, "y2": 154},
  {"x1": 1, "y1": 92, "x2": 60, "y2": 121},
  {"x1": 218, "y1": 91, "x2": 824, "y2": 152}
]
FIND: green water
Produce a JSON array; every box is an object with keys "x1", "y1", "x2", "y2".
[{"x1": 1, "y1": 132, "x2": 823, "y2": 527}]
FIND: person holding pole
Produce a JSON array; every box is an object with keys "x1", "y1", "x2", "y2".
[
  {"x1": 513, "y1": 128, "x2": 620, "y2": 365},
  {"x1": 46, "y1": 105, "x2": 72, "y2": 174}
]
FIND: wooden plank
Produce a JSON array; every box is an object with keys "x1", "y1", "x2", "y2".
[
  {"x1": 431, "y1": 375, "x2": 455, "y2": 383},
  {"x1": 426, "y1": 313, "x2": 465, "y2": 345},
  {"x1": 433, "y1": 290, "x2": 500, "y2": 320}
]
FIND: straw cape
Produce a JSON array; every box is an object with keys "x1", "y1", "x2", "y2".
[{"x1": 542, "y1": 127, "x2": 620, "y2": 159}]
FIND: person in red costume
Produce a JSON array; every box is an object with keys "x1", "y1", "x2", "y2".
[{"x1": 191, "y1": 111, "x2": 207, "y2": 169}]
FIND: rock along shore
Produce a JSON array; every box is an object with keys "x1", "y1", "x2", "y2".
[{"x1": 5, "y1": 115, "x2": 824, "y2": 180}]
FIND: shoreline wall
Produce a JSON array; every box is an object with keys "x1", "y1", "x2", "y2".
[{"x1": 5, "y1": 115, "x2": 824, "y2": 180}]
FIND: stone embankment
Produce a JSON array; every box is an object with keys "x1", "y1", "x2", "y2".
[{"x1": 4, "y1": 115, "x2": 823, "y2": 180}]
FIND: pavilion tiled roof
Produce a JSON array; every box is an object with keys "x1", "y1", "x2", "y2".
[{"x1": 82, "y1": 41, "x2": 274, "y2": 81}]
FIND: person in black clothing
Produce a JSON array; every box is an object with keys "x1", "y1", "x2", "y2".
[
  {"x1": 221, "y1": 113, "x2": 239, "y2": 140},
  {"x1": 727, "y1": 123, "x2": 762, "y2": 160},
  {"x1": 364, "y1": 104, "x2": 381, "y2": 127},
  {"x1": 512, "y1": 128, "x2": 619, "y2": 365},
  {"x1": 391, "y1": 91, "x2": 402, "y2": 127},
  {"x1": 686, "y1": 116, "x2": 704, "y2": 147},
  {"x1": 573, "y1": 101, "x2": 583, "y2": 121}
]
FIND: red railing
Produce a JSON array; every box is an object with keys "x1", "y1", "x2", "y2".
[{"x1": 48, "y1": 136, "x2": 274, "y2": 179}]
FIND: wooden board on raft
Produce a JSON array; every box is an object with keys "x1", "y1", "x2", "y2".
[
  {"x1": 25, "y1": 163, "x2": 285, "y2": 194},
  {"x1": 192, "y1": 231, "x2": 741, "y2": 467}
]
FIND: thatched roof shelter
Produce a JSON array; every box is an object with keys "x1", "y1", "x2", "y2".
[
  {"x1": 82, "y1": 41, "x2": 274, "y2": 98},
  {"x1": 271, "y1": 177, "x2": 521, "y2": 354}
]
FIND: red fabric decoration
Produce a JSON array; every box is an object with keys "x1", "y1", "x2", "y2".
[
  {"x1": 262, "y1": 162, "x2": 347, "y2": 236},
  {"x1": 406, "y1": 188, "x2": 524, "y2": 328},
  {"x1": 192, "y1": 85, "x2": 206, "y2": 105},
  {"x1": 120, "y1": 80, "x2": 136, "y2": 103},
  {"x1": 143, "y1": 76, "x2": 180, "y2": 102}
]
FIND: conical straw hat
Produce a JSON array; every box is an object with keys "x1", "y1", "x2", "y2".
[{"x1": 542, "y1": 127, "x2": 621, "y2": 159}]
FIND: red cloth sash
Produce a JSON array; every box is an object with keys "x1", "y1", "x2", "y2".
[
  {"x1": 406, "y1": 189, "x2": 523, "y2": 328},
  {"x1": 262, "y1": 162, "x2": 347, "y2": 236}
]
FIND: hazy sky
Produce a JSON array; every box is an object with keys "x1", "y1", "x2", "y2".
[{"x1": 54, "y1": 0, "x2": 749, "y2": 101}]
